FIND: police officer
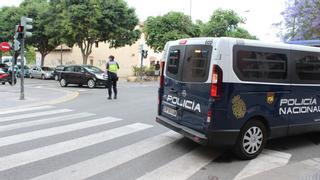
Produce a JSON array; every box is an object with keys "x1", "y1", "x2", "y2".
[{"x1": 106, "y1": 55, "x2": 119, "y2": 99}]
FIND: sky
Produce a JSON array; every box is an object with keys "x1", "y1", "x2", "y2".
[{"x1": 0, "y1": 0, "x2": 286, "y2": 42}]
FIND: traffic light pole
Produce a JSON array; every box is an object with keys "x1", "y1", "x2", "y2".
[
  {"x1": 11, "y1": 56, "x2": 15, "y2": 87},
  {"x1": 20, "y1": 38, "x2": 25, "y2": 100}
]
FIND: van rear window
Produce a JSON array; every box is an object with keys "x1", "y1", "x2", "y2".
[
  {"x1": 166, "y1": 45, "x2": 212, "y2": 82},
  {"x1": 167, "y1": 49, "x2": 181, "y2": 75}
]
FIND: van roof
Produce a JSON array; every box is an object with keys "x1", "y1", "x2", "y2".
[{"x1": 167, "y1": 37, "x2": 320, "y2": 53}]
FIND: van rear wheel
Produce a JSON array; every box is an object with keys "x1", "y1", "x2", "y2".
[{"x1": 233, "y1": 120, "x2": 267, "y2": 160}]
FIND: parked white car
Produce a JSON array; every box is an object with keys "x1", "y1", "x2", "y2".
[{"x1": 29, "y1": 66, "x2": 54, "y2": 80}]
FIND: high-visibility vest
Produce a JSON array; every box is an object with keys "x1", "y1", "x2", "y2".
[{"x1": 108, "y1": 61, "x2": 119, "y2": 73}]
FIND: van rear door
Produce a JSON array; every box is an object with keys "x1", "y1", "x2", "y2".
[{"x1": 161, "y1": 44, "x2": 213, "y2": 133}]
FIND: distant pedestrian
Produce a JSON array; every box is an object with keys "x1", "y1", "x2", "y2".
[
  {"x1": 106, "y1": 55, "x2": 119, "y2": 99},
  {"x1": 154, "y1": 61, "x2": 160, "y2": 80}
]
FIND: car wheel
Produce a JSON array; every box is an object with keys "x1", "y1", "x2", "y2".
[
  {"x1": 60, "y1": 78, "x2": 68, "y2": 87},
  {"x1": 54, "y1": 75, "x2": 59, "y2": 81},
  {"x1": 1, "y1": 82, "x2": 5, "y2": 85},
  {"x1": 8, "y1": 78, "x2": 17, "y2": 85},
  {"x1": 41, "y1": 75, "x2": 45, "y2": 80},
  {"x1": 87, "y1": 79, "x2": 95, "y2": 88},
  {"x1": 233, "y1": 120, "x2": 267, "y2": 160}
]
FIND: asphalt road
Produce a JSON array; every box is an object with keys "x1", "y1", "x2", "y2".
[{"x1": 0, "y1": 78, "x2": 320, "y2": 180}]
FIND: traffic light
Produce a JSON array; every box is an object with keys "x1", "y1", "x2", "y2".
[
  {"x1": 142, "y1": 50, "x2": 148, "y2": 59},
  {"x1": 20, "y1": 16, "x2": 33, "y2": 38},
  {"x1": 15, "y1": 25, "x2": 24, "y2": 39}
]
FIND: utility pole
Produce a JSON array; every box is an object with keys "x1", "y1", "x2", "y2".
[
  {"x1": 189, "y1": 0, "x2": 192, "y2": 20},
  {"x1": 60, "y1": 44, "x2": 63, "y2": 65}
]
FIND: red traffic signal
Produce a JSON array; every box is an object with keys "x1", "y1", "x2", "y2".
[{"x1": 17, "y1": 25, "x2": 24, "y2": 33}]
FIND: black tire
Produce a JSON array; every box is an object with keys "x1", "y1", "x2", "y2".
[
  {"x1": 8, "y1": 78, "x2": 17, "y2": 85},
  {"x1": 60, "y1": 78, "x2": 68, "y2": 87},
  {"x1": 1, "y1": 82, "x2": 5, "y2": 85},
  {"x1": 233, "y1": 120, "x2": 267, "y2": 160},
  {"x1": 87, "y1": 79, "x2": 95, "y2": 88}
]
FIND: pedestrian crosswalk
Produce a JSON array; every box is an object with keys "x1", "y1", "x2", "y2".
[{"x1": 0, "y1": 105, "x2": 317, "y2": 180}]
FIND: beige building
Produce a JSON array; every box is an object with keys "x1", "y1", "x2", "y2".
[{"x1": 37, "y1": 34, "x2": 162, "y2": 78}]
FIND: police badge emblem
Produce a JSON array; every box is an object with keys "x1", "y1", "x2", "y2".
[
  {"x1": 232, "y1": 95, "x2": 246, "y2": 119},
  {"x1": 267, "y1": 92, "x2": 275, "y2": 105}
]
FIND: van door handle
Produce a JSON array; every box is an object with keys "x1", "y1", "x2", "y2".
[{"x1": 170, "y1": 89, "x2": 177, "y2": 93}]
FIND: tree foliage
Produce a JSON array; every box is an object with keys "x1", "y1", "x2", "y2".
[
  {"x1": 0, "y1": 0, "x2": 60, "y2": 66},
  {"x1": 143, "y1": 12, "x2": 200, "y2": 52},
  {"x1": 20, "y1": 0, "x2": 61, "y2": 66},
  {"x1": 200, "y1": 9, "x2": 257, "y2": 39},
  {"x1": 280, "y1": 0, "x2": 320, "y2": 41},
  {"x1": 143, "y1": 10, "x2": 256, "y2": 52},
  {"x1": 51, "y1": 0, "x2": 141, "y2": 64}
]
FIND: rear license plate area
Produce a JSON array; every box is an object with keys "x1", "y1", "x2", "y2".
[{"x1": 163, "y1": 106, "x2": 177, "y2": 117}]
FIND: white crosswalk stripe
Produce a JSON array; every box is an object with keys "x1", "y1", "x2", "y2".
[
  {"x1": 233, "y1": 149, "x2": 292, "y2": 180},
  {"x1": 0, "y1": 116, "x2": 122, "y2": 147},
  {"x1": 0, "y1": 107, "x2": 296, "y2": 180},
  {"x1": 31, "y1": 131, "x2": 182, "y2": 180},
  {"x1": 0, "y1": 105, "x2": 55, "y2": 115},
  {"x1": 0, "y1": 123, "x2": 152, "y2": 171},
  {"x1": 0, "y1": 112, "x2": 94, "y2": 132},
  {"x1": 137, "y1": 147, "x2": 221, "y2": 180},
  {"x1": 0, "y1": 109, "x2": 73, "y2": 123}
]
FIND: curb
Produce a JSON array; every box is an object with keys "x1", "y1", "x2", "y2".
[{"x1": 0, "y1": 87, "x2": 79, "y2": 111}]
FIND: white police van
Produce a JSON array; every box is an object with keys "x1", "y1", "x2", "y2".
[{"x1": 156, "y1": 37, "x2": 320, "y2": 159}]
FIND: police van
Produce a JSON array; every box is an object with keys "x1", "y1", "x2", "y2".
[{"x1": 156, "y1": 37, "x2": 320, "y2": 159}]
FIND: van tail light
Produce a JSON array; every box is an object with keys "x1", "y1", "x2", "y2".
[
  {"x1": 159, "y1": 61, "x2": 165, "y2": 88},
  {"x1": 207, "y1": 110, "x2": 212, "y2": 123},
  {"x1": 210, "y1": 65, "x2": 223, "y2": 98}
]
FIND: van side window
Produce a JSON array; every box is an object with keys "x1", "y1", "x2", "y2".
[
  {"x1": 182, "y1": 45, "x2": 211, "y2": 82},
  {"x1": 236, "y1": 49, "x2": 287, "y2": 81},
  {"x1": 295, "y1": 52, "x2": 320, "y2": 82}
]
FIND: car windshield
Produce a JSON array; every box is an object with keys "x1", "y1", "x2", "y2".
[
  {"x1": 17, "y1": 65, "x2": 29, "y2": 69},
  {"x1": 0, "y1": 68, "x2": 6, "y2": 73},
  {"x1": 42, "y1": 67, "x2": 53, "y2": 71},
  {"x1": 84, "y1": 66, "x2": 103, "y2": 74}
]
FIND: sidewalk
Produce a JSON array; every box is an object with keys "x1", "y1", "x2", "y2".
[{"x1": 0, "y1": 84, "x2": 78, "y2": 110}]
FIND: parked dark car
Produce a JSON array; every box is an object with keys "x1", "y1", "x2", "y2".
[
  {"x1": 17, "y1": 65, "x2": 31, "y2": 78},
  {"x1": 8, "y1": 65, "x2": 30, "y2": 78},
  {"x1": 0, "y1": 68, "x2": 16, "y2": 85},
  {"x1": 52, "y1": 65, "x2": 65, "y2": 81},
  {"x1": 59, "y1": 65, "x2": 109, "y2": 88},
  {"x1": 0, "y1": 64, "x2": 9, "y2": 72}
]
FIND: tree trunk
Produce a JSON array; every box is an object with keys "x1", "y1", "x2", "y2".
[
  {"x1": 79, "y1": 40, "x2": 94, "y2": 65},
  {"x1": 40, "y1": 53, "x2": 47, "y2": 66},
  {"x1": 82, "y1": 54, "x2": 88, "y2": 65}
]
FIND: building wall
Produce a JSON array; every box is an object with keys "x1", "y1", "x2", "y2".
[{"x1": 38, "y1": 36, "x2": 162, "y2": 77}]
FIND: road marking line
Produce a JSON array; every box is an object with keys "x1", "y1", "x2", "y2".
[
  {"x1": 0, "y1": 109, "x2": 73, "y2": 123},
  {"x1": 0, "y1": 116, "x2": 122, "y2": 147},
  {"x1": 0, "y1": 106, "x2": 55, "y2": 115},
  {"x1": 32, "y1": 131, "x2": 181, "y2": 180},
  {"x1": 0, "y1": 113, "x2": 94, "y2": 132},
  {"x1": 233, "y1": 149, "x2": 292, "y2": 180},
  {"x1": 137, "y1": 147, "x2": 221, "y2": 180},
  {"x1": 0, "y1": 123, "x2": 152, "y2": 171}
]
